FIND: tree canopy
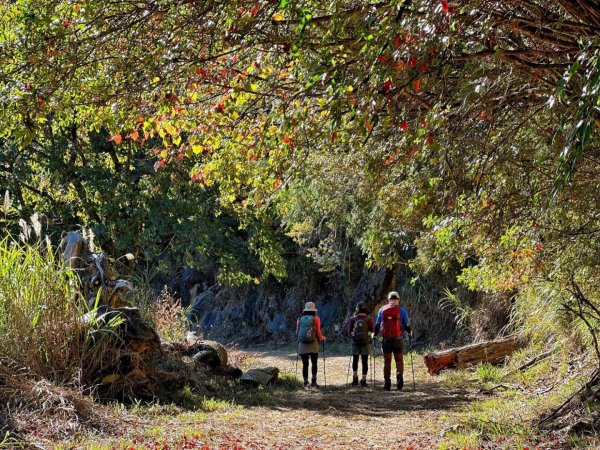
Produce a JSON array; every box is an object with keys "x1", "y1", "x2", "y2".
[{"x1": 1, "y1": 0, "x2": 599, "y2": 350}]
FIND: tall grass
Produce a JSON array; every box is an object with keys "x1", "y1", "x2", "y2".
[
  {"x1": 0, "y1": 238, "x2": 82, "y2": 381},
  {"x1": 0, "y1": 237, "x2": 116, "y2": 386}
]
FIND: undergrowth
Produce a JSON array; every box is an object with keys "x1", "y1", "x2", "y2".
[
  {"x1": 0, "y1": 237, "x2": 82, "y2": 382},
  {"x1": 136, "y1": 287, "x2": 189, "y2": 343},
  {"x1": 440, "y1": 337, "x2": 596, "y2": 448}
]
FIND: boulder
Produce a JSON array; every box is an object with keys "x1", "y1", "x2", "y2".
[
  {"x1": 190, "y1": 340, "x2": 228, "y2": 367},
  {"x1": 240, "y1": 367, "x2": 279, "y2": 386}
]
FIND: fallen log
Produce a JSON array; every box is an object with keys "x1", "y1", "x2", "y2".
[{"x1": 424, "y1": 336, "x2": 519, "y2": 375}]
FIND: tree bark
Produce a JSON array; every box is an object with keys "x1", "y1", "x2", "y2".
[{"x1": 424, "y1": 336, "x2": 520, "y2": 375}]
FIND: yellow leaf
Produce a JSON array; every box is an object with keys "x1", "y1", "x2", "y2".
[
  {"x1": 126, "y1": 369, "x2": 147, "y2": 379},
  {"x1": 272, "y1": 12, "x2": 284, "y2": 21},
  {"x1": 101, "y1": 374, "x2": 121, "y2": 384},
  {"x1": 163, "y1": 122, "x2": 177, "y2": 136},
  {"x1": 192, "y1": 145, "x2": 204, "y2": 154}
]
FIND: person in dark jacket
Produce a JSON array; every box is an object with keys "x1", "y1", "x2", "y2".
[
  {"x1": 347, "y1": 302, "x2": 375, "y2": 386},
  {"x1": 296, "y1": 302, "x2": 325, "y2": 388}
]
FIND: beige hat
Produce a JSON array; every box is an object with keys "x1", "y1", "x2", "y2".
[{"x1": 303, "y1": 301, "x2": 317, "y2": 312}]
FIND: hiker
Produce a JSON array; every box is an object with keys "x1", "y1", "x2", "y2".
[
  {"x1": 296, "y1": 301, "x2": 326, "y2": 388},
  {"x1": 374, "y1": 291, "x2": 412, "y2": 391},
  {"x1": 348, "y1": 302, "x2": 374, "y2": 386}
]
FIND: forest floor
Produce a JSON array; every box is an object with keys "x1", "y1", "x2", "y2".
[
  {"x1": 201, "y1": 347, "x2": 477, "y2": 449},
  {"x1": 65, "y1": 346, "x2": 486, "y2": 450}
]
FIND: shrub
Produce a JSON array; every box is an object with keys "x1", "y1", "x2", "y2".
[
  {"x1": 0, "y1": 238, "x2": 122, "y2": 387},
  {"x1": 0, "y1": 238, "x2": 84, "y2": 382},
  {"x1": 137, "y1": 287, "x2": 189, "y2": 343}
]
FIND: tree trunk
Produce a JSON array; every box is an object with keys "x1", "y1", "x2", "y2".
[{"x1": 424, "y1": 336, "x2": 519, "y2": 375}]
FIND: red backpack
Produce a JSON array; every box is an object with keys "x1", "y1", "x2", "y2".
[{"x1": 380, "y1": 304, "x2": 402, "y2": 338}]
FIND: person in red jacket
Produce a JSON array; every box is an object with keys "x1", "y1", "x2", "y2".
[
  {"x1": 347, "y1": 302, "x2": 375, "y2": 386},
  {"x1": 374, "y1": 291, "x2": 412, "y2": 391},
  {"x1": 296, "y1": 302, "x2": 325, "y2": 388}
]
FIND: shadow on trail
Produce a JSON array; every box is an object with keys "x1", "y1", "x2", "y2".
[
  {"x1": 228, "y1": 382, "x2": 473, "y2": 419},
  {"x1": 222, "y1": 348, "x2": 475, "y2": 419}
]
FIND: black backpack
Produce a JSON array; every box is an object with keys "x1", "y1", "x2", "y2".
[{"x1": 352, "y1": 317, "x2": 369, "y2": 346}]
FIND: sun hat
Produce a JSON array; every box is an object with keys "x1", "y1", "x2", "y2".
[
  {"x1": 388, "y1": 291, "x2": 400, "y2": 300},
  {"x1": 303, "y1": 301, "x2": 317, "y2": 312}
]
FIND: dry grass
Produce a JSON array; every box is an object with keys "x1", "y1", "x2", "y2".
[
  {"x1": 0, "y1": 359, "x2": 134, "y2": 448},
  {"x1": 139, "y1": 288, "x2": 189, "y2": 343}
]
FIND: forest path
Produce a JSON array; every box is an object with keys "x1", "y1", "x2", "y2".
[{"x1": 163, "y1": 347, "x2": 480, "y2": 449}]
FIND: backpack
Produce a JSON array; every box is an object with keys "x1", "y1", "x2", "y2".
[
  {"x1": 352, "y1": 316, "x2": 370, "y2": 346},
  {"x1": 297, "y1": 315, "x2": 316, "y2": 343},
  {"x1": 380, "y1": 304, "x2": 402, "y2": 338}
]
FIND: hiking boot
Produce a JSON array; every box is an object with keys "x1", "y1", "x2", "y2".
[
  {"x1": 383, "y1": 379, "x2": 391, "y2": 391},
  {"x1": 351, "y1": 376, "x2": 359, "y2": 386},
  {"x1": 360, "y1": 378, "x2": 367, "y2": 387},
  {"x1": 397, "y1": 372, "x2": 404, "y2": 391},
  {"x1": 311, "y1": 379, "x2": 319, "y2": 389},
  {"x1": 303, "y1": 380, "x2": 310, "y2": 389}
]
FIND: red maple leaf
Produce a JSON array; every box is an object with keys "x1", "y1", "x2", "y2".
[{"x1": 441, "y1": 0, "x2": 449, "y2": 13}]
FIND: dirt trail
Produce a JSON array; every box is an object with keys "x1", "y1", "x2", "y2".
[{"x1": 168, "y1": 348, "x2": 479, "y2": 449}]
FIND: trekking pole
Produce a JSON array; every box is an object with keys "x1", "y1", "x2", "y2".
[
  {"x1": 346, "y1": 353, "x2": 351, "y2": 386},
  {"x1": 409, "y1": 335, "x2": 416, "y2": 391},
  {"x1": 295, "y1": 344, "x2": 299, "y2": 381},
  {"x1": 322, "y1": 340, "x2": 327, "y2": 388},
  {"x1": 372, "y1": 340, "x2": 375, "y2": 387}
]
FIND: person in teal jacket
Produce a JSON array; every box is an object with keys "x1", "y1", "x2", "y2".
[{"x1": 296, "y1": 302, "x2": 325, "y2": 388}]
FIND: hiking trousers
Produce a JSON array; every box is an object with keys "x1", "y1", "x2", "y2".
[
  {"x1": 381, "y1": 338, "x2": 404, "y2": 381},
  {"x1": 352, "y1": 354, "x2": 369, "y2": 375},
  {"x1": 300, "y1": 352, "x2": 318, "y2": 381}
]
